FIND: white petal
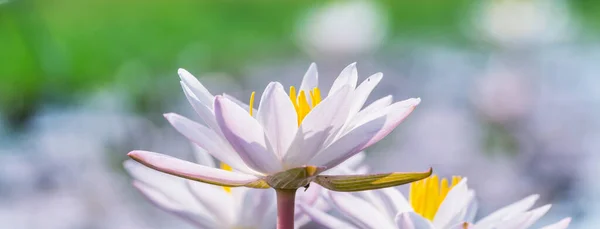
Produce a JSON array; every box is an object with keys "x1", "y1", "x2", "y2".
[
  {"x1": 395, "y1": 212, "x2": 435, "y2": 229},
  {"x1": 448, "y1": 222, "x2": 473, "y2": 229},
  {"x1": 310, "y1": 98, "x2": 419, "y2": 169},
  {"x1": 283, "y1": 86, "x2": 352, "y2": 167},
  {"x1": 256, "y1": 82, "x2": 298, "y2": 158},
  {"x1": 178, "y1": 68, "x2": 214, "y2": 106},
  {"x1": 348, "y1": 95, "x2": 393, "y2": 131},
  {"x1": 346, "y1": 72, "x2": 383, "y2": 121},
  {"x1": 475, "y1": 194, "x2": 539, "y2": 227},
  {"x1": 540, "y1": 218, "x2": 571, "y2": 229},
  {"x1": 132, "y1": 181, "x2": 216, "y2": 228},
  {"x1": 214, "y1": 96, "x2": 283, "y2": 174},
  {"x1": 236, "y1": 188, "x2": 276, "y2": 228},
  {"x1": 190, "y1": 144, "x2": 215, "y2": 167},
  {"x1": 299, "y1": 63, "x2": 319, "y2": 93},
  {"x1": 329, "y1": 192, "x2": 396, "y2": 229},
  {"x1": 128, "y1": 150, "x2": 261, "y2": 186},
  {"x1": 298, "y1": 203, "x2": 358, "y2": 229},
  {"x1": 164, "y1": 113, "x2": 257, "y2": 175},
  {"x1": 186, "y1": 180, "x2": 235, "y2": 224},
  {"x1": 502, "y1": 205, "x2": 551, "y2": 229},
  {"x1": 125, "y1": 160, "x2": 202, "y2": 209},
  {"x1": 329, "y1": 62, "x2": 358, "y2": 96},
  {"x1": 223, "y1": 93, "x2": 257, "y2": 116},
  {"x1": 181, "y1": 83, "x2": 222, "y2": 134},
  {"x1": 433, "y1": 179, "x2": 472, "y2": 228},
  {"x1": 379, "y1": 187, "x2": 413, "y2": 215}
]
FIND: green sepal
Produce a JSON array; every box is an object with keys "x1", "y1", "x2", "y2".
[{"x1": 314, "y1": 168, "x2": 433, "y2": 192}]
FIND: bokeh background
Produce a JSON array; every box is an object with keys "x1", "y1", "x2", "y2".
[{"x1": 1, "y1": 0, "x2": 599, "y2": 228}]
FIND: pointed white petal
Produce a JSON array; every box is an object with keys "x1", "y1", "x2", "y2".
[
  {"x1": 190, "y1": 144, "x2": 215, "y2": 167},
  {"x1": 448, "y1": 222, "x2": 473, "y2": 229},
  {"x1": 540, "y1": 218, "x2": 571, "y2": 229},
  {"x1": 348, "y1": 95, "x2": 393, "y2": 131},
  {"x1": 256, "y1": 82, "x2": 298, "y2": 158},
  {"x1": 178, "y1": 68, "x2": 214, "y2": 106},
  {"x1": 128, "y1": 150, "x2": 262, "y2": 187},
  {"x1": 298, "y1": 203, "x2": 358, "y2": 229},
  {"x1": 283, "y1": 86, "x2": 352, "y2": 167},
  {"x1": 500, "y1": 205, "x2": 551, "y2": 229},
  {"x1": 299, "y1": 63, "x2": 319, "y2": 93},
  {"x1": 433, "y1": 179, "x2": 472, "y2": 228},
  {"x1": 395, "y1": 212, "x2": 435, "y2": 229},
  {"x1": 186, "y1": 180, "x2": 235, "y2": 224},
  {"x1": 310, "y1": 98, "x2": 419, "y2": 169},
  {"x1": 132, "y1": 181, "x2": 216, "y2": 228},
  {"x1": 475, "y1": 194, "x2": 539, "y2": 227},
  {"x1": 346, "y1": 72, "x2": 383, "y2": 121},
  {"x1": 329, "y1": 192, "x2": 396, "y2": 229},
  {"x1": 329, "y1": 62, "x2": 358, "y2": 96},
  {"x1": 164, "y1": 113, "x2": 257, "y2": 175},
  {"x1": 214, "y1": 96, "x2": 283, "y2": 174},
  {"x1": 181, "y1": 83, "x2": 222, "y2": 135}
]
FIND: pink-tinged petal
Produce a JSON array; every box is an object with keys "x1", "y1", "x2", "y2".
[
  {"x1": 329, "y1": 62, "x2": 358, "y2": 96},
  {"x1": 346, "y1": 72, "x2": 383, "y2": 121},
  {"x1": 125, "y1": 160, "x2": 204, "y2": 210},
  {"x1": 164, "y1": 113, "x2": 258, "y2": 175},
  {"x1": 311, "y1": 98, "x2": 419, "y2": 169},
  {"x1": 433, "y1": 179, "x2": 473, "y2": 228},
  {"x1": 348, "y1": 95, "x2": 393, "y2": 131},
  {"x1": 132, "y1": 181, "x2": 216, "y2": 228},
  {"x1": 128, "y1": 150, "x2": 262, "y2": 187},
  {"x1": 298, "y1": 203, "x2": 358, "y2": 229},
  {"x1": 475, "y1": 194, "x2": 539, "y2": 227},
  {"x1": 178, "y1": 68, "x2": 214, "y2": 106},
  {"x1": 283, "y1": 86, "x2": 352, "y2": 167},
  {"x1": 223, "y1": 93, "x2": 256, "y2": 116},
  {"x1": 299, "y1": 63, "x2": 319, "y2": 93},
  {"x1": 541, "y1": 218, "x2": 571, "y2": 229},
  {"x1": 329, "y1": 192, "x2": 397, "y2": 229},
  {"x1": 256, "y1": 82, "x2": 298, "y2": 158},
  {"x1": 186, "y1": 180, "x2": 235, "y2": 224},
  {"x1": 395, "y1": 212, "x2": 435, "y2": 229},
  {"x1": 180, "y1": 83, "x2": 222, "y2": 135},
  {"x1": 214, "y1": 96, "x2": 283, "y2": 174}
]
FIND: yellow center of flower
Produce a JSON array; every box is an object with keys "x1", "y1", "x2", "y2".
[
  {"x1": 248, "y1": 86, "x2": 322, "y2": 126},
  {"x1": 409, "y1": 175, "x2": 462, "y2": 220},
  {"x1": 220, "y1": 162, "x2": 233, "y2": 193}
]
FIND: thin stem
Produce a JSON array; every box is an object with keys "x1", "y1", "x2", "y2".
[{"x1": 276, "y1": 188, "x2": 297, "y2": 229}]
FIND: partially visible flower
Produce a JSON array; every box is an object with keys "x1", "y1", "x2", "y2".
[
  {"x1": 300, "y1": 175, "x2": 571, "y2": 229},
  {"x1": 128, "y1": 63, "x2": 428, "y2": 192},
  {"x1": 124, "y1": 146, "x2": 277, "y2": 229}
]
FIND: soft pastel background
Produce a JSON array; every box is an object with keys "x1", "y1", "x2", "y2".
[{"x1": 0, "y1": 0, "x2": 598, "y2": 228}]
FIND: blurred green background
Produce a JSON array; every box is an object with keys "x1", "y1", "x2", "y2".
[{"x1": 0, "y1": 0, "x2": 497, "y2": 127}]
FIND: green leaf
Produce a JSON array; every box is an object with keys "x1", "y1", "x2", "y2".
[{"x1": 314, "y1": 168, "x2": 433, "y2": 192}]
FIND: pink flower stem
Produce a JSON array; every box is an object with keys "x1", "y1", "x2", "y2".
[{"x1": 276, "y1": 188, "x2": 297, "y2": 229}]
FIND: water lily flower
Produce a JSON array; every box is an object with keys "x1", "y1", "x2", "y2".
[
  {"x1": 127, "y1": 63, "x2": 430, "y2": 229},
  {"x1": 300, "y1": 175, "x2": 571, "y2": 229}
]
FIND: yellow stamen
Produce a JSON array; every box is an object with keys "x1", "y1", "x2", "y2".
[
  {"x1": 249, "y1": 91, "x2": 256, "y2": 116},
  {"x1": 409, "y1": 175, "x2": 462, "y2": 221},
  {"x1": 297, "y1": 91, "x2": 310, "y2": 125},
  {"x1": 285, "y1": 86, "x2": 322, "y2": 126},
  {"x1": 220, "y1": 162, "x2": 233, "y2": 193}
]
